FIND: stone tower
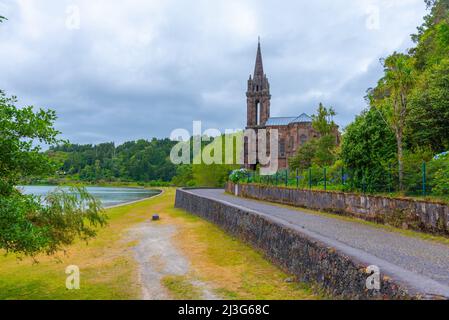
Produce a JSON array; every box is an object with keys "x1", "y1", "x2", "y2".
[{"x1": 246, "y1": 39, "x2": 271, "y2": 128}]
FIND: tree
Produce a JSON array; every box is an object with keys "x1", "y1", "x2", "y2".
[
  {"x1": 341, "y1": 108, "x2": 397, "y2": 191},
  {"x1": 192, "y1": 134, "x2": 241, "y2": 187},
  {"x1": 290, "y1": 103, "x2": 339, "y2": 170},
  {"x1": 407, "y1": 0, "x2": 449, "y2": 152},
  {"x1": 289, "y1": 140, "x2": 317, "y2": 171},
  {"x1": 407, "y1": 59, "x2": 449, "y2": 152},
  {"x1": 369, "y1": 53, "x2": 416, "y2": 191},
  {"x1": 0, "y1": 91, "x2": 107, "y2": 256},
  {"x1": 312, "y1": 103, "x2": 336, "y2": 136}
]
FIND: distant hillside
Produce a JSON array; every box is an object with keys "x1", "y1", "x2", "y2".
[{"x1": 46, "y1": 138, "x2": 178, "y2": 184}]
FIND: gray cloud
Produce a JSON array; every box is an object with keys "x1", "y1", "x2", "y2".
[{"x1": 0, "y1": 0, "x2": 426, "y2": 144}]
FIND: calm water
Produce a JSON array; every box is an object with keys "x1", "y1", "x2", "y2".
[{"x1": 18, "y1": 186, "x2": 160, "y2": 208}]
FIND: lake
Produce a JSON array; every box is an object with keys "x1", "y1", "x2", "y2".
[{"x1": 18, "y1": 186, "x2": 161, "y2": 208}]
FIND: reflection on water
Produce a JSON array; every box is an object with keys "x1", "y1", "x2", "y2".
[{"x1": 18, "y1": 186, "x2": 160, "y2": 208}]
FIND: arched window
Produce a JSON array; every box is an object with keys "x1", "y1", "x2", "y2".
[
  {"x1": 279, "y1": 139, "x2": 286, "y2": 157},
  {"x1": 300, "y1": 134, "x2": 308, "y2": 145},
  {"x1": 256, "y1": 101, "x2": 261, "y2": 125}
]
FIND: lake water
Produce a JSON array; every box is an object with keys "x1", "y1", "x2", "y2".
[{"x1": 18, "y1": 186, "x2": 160, "y2": 208}]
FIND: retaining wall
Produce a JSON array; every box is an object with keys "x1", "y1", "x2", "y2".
[
  {"x1": 175, "y1": 188, "x2": 415, "y2": 299},
  {"x1": 226, "y1": 183, "x2": 449, "y2": 235}
]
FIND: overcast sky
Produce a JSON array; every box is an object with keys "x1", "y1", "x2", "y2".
[{"x1": 0, "y1": 0, "x2": 427, "y2": 145}]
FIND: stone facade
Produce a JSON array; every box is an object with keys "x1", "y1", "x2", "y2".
[
  {"x1": 244, "y1": 41, "x2": 340, "y2": 170},
  {"x1": 226, "y1": 182, "x2": 449, "y2": 235}
]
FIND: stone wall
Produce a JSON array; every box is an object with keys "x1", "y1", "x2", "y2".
[
  {"x1": 175, "y1": 188, "x2": 414, "y2": 299},
  {"x1": 226, "y1": 183, "x2": 449, "y2": 235}
]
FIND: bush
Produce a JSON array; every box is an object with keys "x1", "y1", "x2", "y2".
[
  {"x1": 229, "y1": 169, "x2": 249, "y2": 184},
  {"x1": 429, "y1": 153, "x2": 449, "y2": 195}
]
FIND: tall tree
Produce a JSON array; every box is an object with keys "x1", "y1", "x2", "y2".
[
  {"x1": 369, "y1": 53, "x2": 416, "y2": 191},
  {"x1": 341, "y1": 108, "x2": 397, "y2": 190},
  {"x1": 312, "y1": 103, "x2": 336, "y2": 136}
]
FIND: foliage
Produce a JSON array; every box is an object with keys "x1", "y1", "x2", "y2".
[
  {"x1": 433, "y1": 166, "x2": 449, "y2": 195},
  {"x1": 313, "y1": 135, "x2": 337, "y2": 167},
  {"x1": 428, "y1": 153, "x2": 449, "y2": 195},
  {"x1": 192, "y1": 134, "x2": 241, "y2": 187},
  {"x1": 400, "y1": 147, "x2": 434, "y2": 194},
  {"x1": 1, "y1": 187, "x2": 107, "y2": 256},
  {"x1": 368, "y1": 53, "x2": 416, "y2": 190},
  {"x1": 406, "y1": 0, "x2": 449, "y2": 152},
  {"x1": 289, "y1": 139, "x2": 317, "y2": 171},
  {"x1": 171, "y1": 165, "x2": 196, "y2": 187},
  {"x1": 0, "y1": 91, "x2": 106, "y2": 256},
  {"x1": 229, "y1": 169, "x2": 249, "y2": 184},
  {"x1": 312, "y1": 103, "x2": 336, "y2": 136},
  {"x1": 290, "y1": 103, "x2": 339, "y2": 171},
  {"x1": 341, "y1": 108, "x2": 396, "y2": 191},
  {"x1": 407, "y1": 59, "x2": 449, "y2": 153},
  {"x1": 0, "y1": 91, "x2": 61, "y2": 194},
  {"x1": 50, "y1": 138, "x2": 177, "y2": 183}
]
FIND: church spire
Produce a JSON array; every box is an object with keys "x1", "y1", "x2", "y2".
[{"x1": 254, "y1": 37, "x2": 264, "y2": 78}]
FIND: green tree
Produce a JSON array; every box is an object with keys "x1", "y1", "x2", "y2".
[
  {"x1": 289, "y1": 140, "x2": 317, "y2": 171},
  {"x1": 407, "y1": 0, "x2": 449, "y2": 152},
  {"x1": 192, "y1": 134, "x2": 241, "y2": 187},
  {"x1": 342, "y1": 108, "x2": 397, "y2": 191},
  {"x1": 172, "y1": 165, "x2": 195, "y2": 187},
  {"x1": 312, "y1": 102, "x2": 336, "y2": 136},
  {"x1": 0, "y1": 91, "x2": 107, "y2": 256},
  {"x1": 290, "y1": 103, "x2": 339, "y2": 170},
  {"x1": 369, "y1": 53, "x2": 416, "y2": 191},
  {"x1": 407, "y1": 59, "x2": 449, "y2": 152}
]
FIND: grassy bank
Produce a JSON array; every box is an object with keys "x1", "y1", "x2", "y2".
[{"x1": 0, "y1": 188, "x2": 321, "y2": 300}]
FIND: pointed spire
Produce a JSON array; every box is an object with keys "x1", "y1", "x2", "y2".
[{"x1": 254, "y1": 37, "x2": 264, "y2": 78}]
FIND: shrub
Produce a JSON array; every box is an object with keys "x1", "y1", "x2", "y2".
[{"x1": 229, "y1": 169, "x2": 249, "y2": 184}]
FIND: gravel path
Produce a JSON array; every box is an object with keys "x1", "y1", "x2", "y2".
[
  {"x1": 189, "y1": 189, "x2": 449, "y2": 298},
  {"x1": 129, "y1": 221, "x2": 220, "y2": 300}
]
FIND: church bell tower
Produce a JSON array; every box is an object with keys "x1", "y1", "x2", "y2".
[{"x1": 246, "y1": 39, "x2": 271, "y2": 128}]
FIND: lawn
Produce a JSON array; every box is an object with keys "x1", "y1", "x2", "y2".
[{"x1": 0, "y1": 188, "x2": 321, "y2": 300}]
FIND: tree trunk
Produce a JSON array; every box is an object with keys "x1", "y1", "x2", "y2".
[{"x1": 397, "y1": 130, "x2": 404, "y2": 192}]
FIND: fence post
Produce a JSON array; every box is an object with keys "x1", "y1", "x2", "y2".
[
  {"x1": 324, "y1": 167, "x2": 327, "y2": 191},
  {"x1": 422, "y1": 162, "x2": 427, "y2": 197},
  {"x1": 285, "y1": 170, "x2": 289, "y2": 187},
  {"x1": 296, "y1": 168, "x2": 299, "y2": 189},
  {"x1": 308, "y1": 168, "x2": 312, "y2": 189}
]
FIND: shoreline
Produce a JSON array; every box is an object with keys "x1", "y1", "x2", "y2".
[{"x1": 104, "y1": 189, "x2": 164, "y2": 209}]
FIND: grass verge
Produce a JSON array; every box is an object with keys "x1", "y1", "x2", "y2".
[{"x1": 0, "y1": 188, "x2": 321, "y2": 300}]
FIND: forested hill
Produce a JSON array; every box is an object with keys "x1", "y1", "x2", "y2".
[{"x1": 47, "y1": 139, "x2": 178, "y2": 183}]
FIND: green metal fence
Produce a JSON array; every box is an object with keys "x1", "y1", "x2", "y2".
[{"x1": 242, "y1": 160, "x2": 449, "y2": 199}]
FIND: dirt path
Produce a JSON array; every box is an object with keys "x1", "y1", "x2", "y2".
[{"x1": 129, "y1": 220, "x2": 220, "y2": 300}]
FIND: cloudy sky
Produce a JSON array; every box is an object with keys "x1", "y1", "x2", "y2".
[{"x1": 0, "y1": 0, "x2": 427, "y2": 145}]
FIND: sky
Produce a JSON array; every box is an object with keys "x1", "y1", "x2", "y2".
[{"x1": 0, "y1": 0, "x2": 428, "y2": 145}]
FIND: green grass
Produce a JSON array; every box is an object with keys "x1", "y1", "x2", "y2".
[
  {"x1": 0, "y1": 193, "x2": 160, "y2": 300},
  {"x1": 162, "y1": 276, "x2": 203, "y2": 300},
  {"x1": 0, "y1": 188, "x2": 322, "y2": 300},
  {"x1": 163, "y1": 200, "x2": 321, "y2": 300}
]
